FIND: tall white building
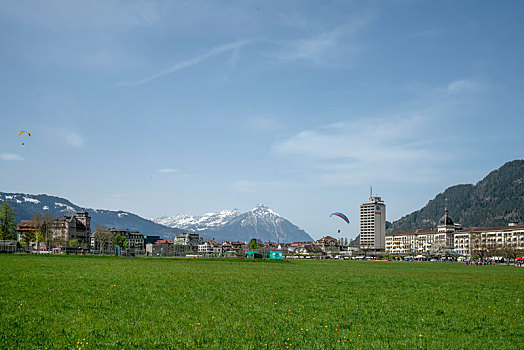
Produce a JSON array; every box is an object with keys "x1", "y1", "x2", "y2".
[{"x1": 360, "y1": 196, "x2": 386, "y2": 251}]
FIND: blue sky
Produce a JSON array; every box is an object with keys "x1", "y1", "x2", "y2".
[{"x1": 1, "y1": 0, "x2": 523, "y2": 240}]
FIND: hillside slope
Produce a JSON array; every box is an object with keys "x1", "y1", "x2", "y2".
[
  {"x1": 0, "y1": 192, "x2": 183, "y2": 238},
  {"x1": 391, "y1": 160, "x2": 524, "y2": 232}
]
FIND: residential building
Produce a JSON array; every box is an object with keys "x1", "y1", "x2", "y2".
[
  {"x1": 16, "y1": 210, "x2": 91, "y2": 248},
  {"x1": 174, "y1": 233, "x2": 202, "y2": 246},
  {"x1": 360, "y1": 195, "x2": 386, "y2": 251},
  {"x1": 146, "y1": 239, "x2": 175, "y2": 256},
  {"x1": 174, "y1": 232, "x2": 203, "y2": 254},
  {"x1": 198, "y1": 240, "x2": 223, "y2": 256},
  {"x1": 144, "y1": 235, "x2": 161, "y2": 246},
  {"x1": 299, "y1": 244, "x2": 324, "y2": 256},
  {"x1": 110, "y1": 228, "x2": 145, "y2": 251}
]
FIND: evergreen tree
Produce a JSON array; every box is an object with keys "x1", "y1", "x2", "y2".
[
  {"x1": 248, "y1": 238, "x2": 260, "y2": 250},
  {"x1": 21, "y1": 230, "x2": 36, "y2": 250},
  {"x1": 0, "y1": 202, "x2": 17, "y2": 240}
]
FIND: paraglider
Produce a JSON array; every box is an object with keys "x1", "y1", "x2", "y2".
[
  {"x1": 18, "y1": 130, "x2": 30, "y2": 145},
  {"x1": 330, "y1": 212, "x2": 350, "y2": 224}
]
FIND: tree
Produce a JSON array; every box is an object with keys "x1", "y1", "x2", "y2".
[
  {"x1": 248, "y1": 238, "x2": 260, "y2": 250},
  {"x1": 93, "y1": 225, "x2": 113, "y2": 253},
  {"x1": 31, "y1": 212, "x2": 56, "y2": 248},
  {"x1": 0, "y1": 202, "x2": 17, "y2": 240},
  {"x1": 34, "y1": 231, "x2": 44, "y2": 250},
  {"x1": 430, "y1": 241, "x2": 447, "y2": 257},
  {"x1": 68, "y1": 239, "x2": 79, "y2": 249},
  {"x1": 21, "y1": 230, "x2": 36, "y2": 251},
  {"x1": 113, "y1": 235, "x2": 128, "y2": 250}
]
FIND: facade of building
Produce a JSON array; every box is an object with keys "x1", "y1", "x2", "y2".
[
  {"x1": 386, "y1": 209, "x2": 524, "y2": 256},
  {"x1": 16, "y1": 210, "x2": 91, "y2": 247},
  {"x1": 110, "y1": 228, "x2": 145, "y2": 251},
  {"x1": 359, "y1": 196, "x2": 386, "y2": 251},
  {"x1": 146, "y1": 239, "x2": 175, "y2": 256},
  {"x1": 174, "y1": 233, "x2": 203, "y2": 253},
  {"x1": 198, "y1": 240, "x2": 223, "y2": 256}
]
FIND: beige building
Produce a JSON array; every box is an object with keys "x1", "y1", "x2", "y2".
[
  {"x1": 17, "y1": 210, "x2": 91, "y2": 247},
  {"x1": 386, "y1": 208, "x2": 524, "y2": 256},
  {"x1": 453, "y1": 224, "x2": 524, "y2": 256},
  {"x1": 360, "y1": 196, "x2": 386, "y2": 251}
]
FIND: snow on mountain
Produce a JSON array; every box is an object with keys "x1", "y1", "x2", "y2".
[
  {"x1": 154, "y1": 209, "x2": 240, "y2": 231},
  {"x1": 23, "y1": 197, "x2": 40, "y2": 204},
  {"x1": 0, "y1": 192, "x2": 183, "y2": 238},
  {"x1": 55, "y1": 202, "x2": 76, "y2": 213},
  {"x1": 154, "y1": 203, "x2": 312, "y2": 243}
]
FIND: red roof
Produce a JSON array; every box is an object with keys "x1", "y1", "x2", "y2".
[{"x1": 155, "y1": 239, "x2": 173, "y2": 244}]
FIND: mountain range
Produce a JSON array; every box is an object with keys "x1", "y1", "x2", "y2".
[
  {"x1": 390, "y1": 159, "x2": 524, "y2": 232},
  {"x1": 0, "y1": 192, "x2": 183, "y2": 238},
  {"x1": 154, "y1": 204, "x2": 313, "y2": 243},
  {"x1": 0, "y1": 192, "x2": 313, "y2": 242}
]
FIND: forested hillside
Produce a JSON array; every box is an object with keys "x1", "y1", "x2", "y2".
[{"x1": 391, "y1": 160, "x2": 524, "y2": 232}]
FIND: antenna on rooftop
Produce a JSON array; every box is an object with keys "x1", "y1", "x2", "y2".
[{"x1": 370, "y1": 185, "x2": 373, "y2": 198}]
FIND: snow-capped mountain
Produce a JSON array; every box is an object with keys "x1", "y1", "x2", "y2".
[
  {"x1": 154, "y1": 203, "x2": 313, "y2": 243},
  {"x1": 0, "y1": 192, "x2": 183, "y2": 238},
  {"x1": 155, "y1": 209, "x2": 240, "y2": 231}
]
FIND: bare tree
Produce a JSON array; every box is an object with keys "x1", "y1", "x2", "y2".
[
  {"x1": 93, "y1": 225, "x2": 113, "y2": 253},
  {"x1": 31, "y1": 212, "x2": 56, "y2": 248},
  {"x1": 430, "y1": 240, "x2": 446, "y2": 257}
]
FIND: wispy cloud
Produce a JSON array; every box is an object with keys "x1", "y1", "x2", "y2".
[
  {"x1": 273, "y1": 113, "x2": 451, "y2": 185},
  {"x1": 158, "y1": 168, "x2": 179, "y2": 173},
  {"x1": 1, "y1": 153, "x2": 24, "y2": 161},
  {"x1": 65, "y1": 131, "x2": 85, "y2": 148},
  {"x1": 446, "y1": 79, "x2": 484, "y2": 94},
  {"x1": 269, "y1": 17, "x2": 371, "y2": 65},
  {"x1": 119, "y1": 40, "x2": 251, "y2": 87}
]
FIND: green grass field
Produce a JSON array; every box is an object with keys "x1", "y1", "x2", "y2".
[{"x1": 0, "y1": 255, "x2": 523, "y2": 349}]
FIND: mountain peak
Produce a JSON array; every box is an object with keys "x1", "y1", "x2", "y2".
[
  {"x1": 154, "y1": 204, "x2": 311, "y2": 242},
  {"x1": 251, "y1": 203, "x2": 279, "y2": 216}
]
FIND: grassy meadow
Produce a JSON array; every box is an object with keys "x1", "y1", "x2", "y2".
[{"x1": 0, "y1": 255, "x2": 523, "y2": 349}]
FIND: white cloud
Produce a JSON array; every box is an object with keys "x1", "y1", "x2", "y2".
[
  {"x1": 1, "y1": 153, "x2": 24, "y2": 161},
  {"x1": 119, "y1": 40, "x2": 252, "y2": 87},
  {"x1": 158, "y1": 168, "x2": 179, "y2": 173},
  {"x1": 273, "y1": 113, "x2": 451, "y2": 185},
  {"x1": 65, "y1": 131, "x2": 85, "y2": 148},
  {"x1": 446, "y1": 79, "x2": 483, "y2": 93},
  {"x1": 269, "y1": 17, "x2": 371, "y2": 65}
]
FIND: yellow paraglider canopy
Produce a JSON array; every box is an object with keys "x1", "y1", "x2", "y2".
[{"x1": 18, "y1": 130, "x2": 31, "y2": 136}]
